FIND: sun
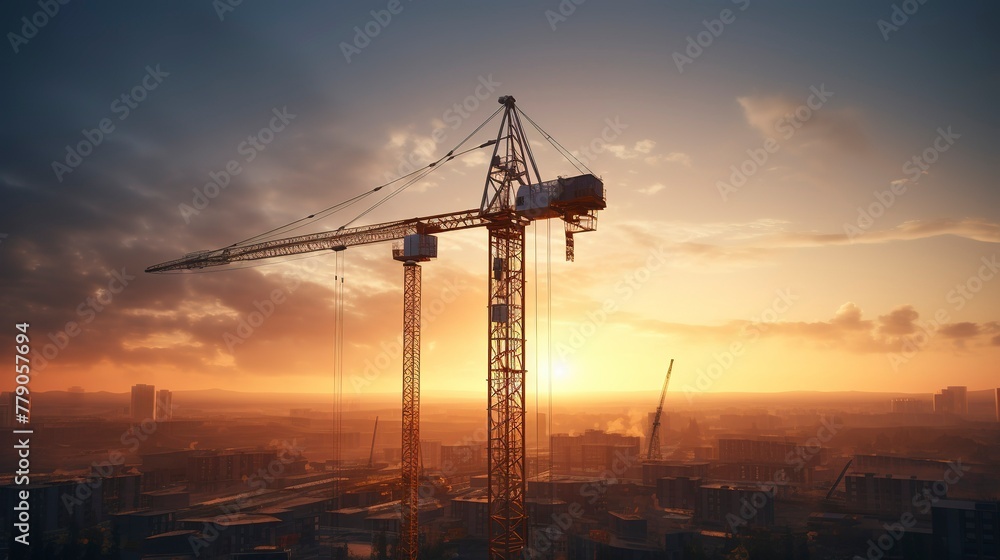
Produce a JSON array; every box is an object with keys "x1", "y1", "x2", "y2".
[{"x1": 552, "y1": 360, "x2": 570, "y2": 382}]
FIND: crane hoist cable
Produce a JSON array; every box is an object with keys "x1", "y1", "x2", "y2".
[{"x1": 161, "y1": 135, "x2": 503, "y2": 275}]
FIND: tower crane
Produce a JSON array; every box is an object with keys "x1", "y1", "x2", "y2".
[
  {"x1": 646, "y1": 359, "x2": 674, "y2": 461},
  {"x1": 146, "y1": 95, "x2": 606, "y2": 560}
]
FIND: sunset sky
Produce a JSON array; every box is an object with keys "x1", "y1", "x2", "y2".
[{"x1": 2, "y1": 1, "x2": 998, "y2": 398}]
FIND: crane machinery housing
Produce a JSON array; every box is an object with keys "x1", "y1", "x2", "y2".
[{"x1": 147, "y1": 95, "x2": 606, "y2": 560}]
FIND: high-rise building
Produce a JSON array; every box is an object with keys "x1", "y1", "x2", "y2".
[
  {"x1": 995, "y1": 388, "x2": 999, "y2": 422},
  {"x1": 934, "y1": 386, "x2": 968, "y2": 415},
  {"x1": 131, "y1": 384, "x2": 155, "y2": 421},
  {"x1": 155, "y1": 389, "x2": 172, "y2": 420},
  {"x1": 947, "y1": 386, "x2": 968, "y2": 415}
]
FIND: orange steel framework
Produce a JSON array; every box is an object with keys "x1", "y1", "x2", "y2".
[
  {"x1": 145, "y1": 95, "x2": 605, "y2": 560},
  {"x1": 400, "y1": 260, "x2": 421, "y2": 560},
  {"x1": 481, "y1": 96, "x2": 537, "y2": 558}
]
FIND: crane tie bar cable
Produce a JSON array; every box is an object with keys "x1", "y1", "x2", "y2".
[{"x1": 236, "y1": 106, "x2": 504, "y2": 246}]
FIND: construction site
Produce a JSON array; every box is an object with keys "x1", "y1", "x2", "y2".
[{"x1": 3, "y1": 3, "x2": 999, "y2": 559}]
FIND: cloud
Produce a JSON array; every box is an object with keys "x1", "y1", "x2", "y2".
[
  {"x1": 625, "y1": 303, "x2": 1000, "y2": 356},
  {"x1": 938, "y1": 322, "x2": 980, "y2": 349},
  {"x1": 662, "y1": 152, "x2": 692, "y2": 166},
  {"x1": 776, "y1": 218, "x2": 1000, "y2": 247},
  {"x1": 877, "y1": 305, "x2": 919, "y2": 336},
  {"x1": 737, "y1": 92, "x2": 867, "y2": 154},
  {"x1": 638, "y1": 183, "x2": 665, "y2": 195},
  {"x1": 605, "y1": 139, "x2": 690, "y2": 167}
]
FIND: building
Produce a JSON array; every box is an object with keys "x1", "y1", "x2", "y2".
[
  {"x1": 0, "y1": 473, "x2": 141, "y2": 541},
  {"x1": 642, "y1": 462, "x2": 710, "y2": 486},
  {"x1": 718, "y1": 437, "x2": 801, "y2": 463},
  {"x1": 995, "y1": 388, "x2": 999, "y2": 422},
  {"x1": 934, "y1": 386, "x2": 968, "y2": 415},
  {"x1": 186, "y1": 449, "x2": 279, "y2": 491},
  {"x1": 450, "y1": 493, "x2": 489, "y2": 538},
  {"x1": 130, "y1": 384, "x2": 156, "y2": 421},
  {"x1": 932, "y1": 500, "x2": 1000, "y2": 559},
  {"x1": 441, "y1": 442, "x2": 486, "y2": 474},
  {"x1": 178, "y1": 513, "x2": 281, "y2": 556},
  {"x1": 697, "y1": 483, "x2": 775, "y2": 529},
  {"x1": 716, "y1": 437, "x2": 822, "y2": 485},
  {"x1": 140, "y1": 449, "x2": 196, "y2": 490},
  {"x1": 421, "y1": 440, "x2": 442, "y2": 469},
  {"x1": 845, "y1": 473, "x2": 943, "y2": 518},
  {"x1": 890, "y1": 398, "x2": 932, "y2": 414},
  {"x1": 568, "y1": 532, "x2": 664, "y2": 560},
  {"x1": 715, "y1": 461, "x2": 810, "y2": 484},
  {"x1": 656, "y1": 476, "x2": 702, "y2": 509},
  {"x1": 550, "y1": 430, "x2": 640, "y2": 475},
  {"x1": 852, "y1": 454, "x2": 954, "y2": 479},
  {"x1": 155, "y1": 389, "x2": 172, "y2": 420}
]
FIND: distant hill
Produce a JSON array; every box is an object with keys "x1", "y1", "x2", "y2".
[{"x1": 31, "y1": 387, "x2": 997, "y2": 407}]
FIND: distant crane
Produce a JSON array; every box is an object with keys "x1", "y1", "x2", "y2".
[
  {"x1": 646, "y1": 359, "x2": 674, "y2": 461},
  {"x1": 146, "y1": 95, "x2": 606, "y2": 560},
  {"x1": 826, "y1": 458, "x2": 854, "y2": 500},
  {"x1": 368, "y1": 416, "x2": 379, "y2": 468}
]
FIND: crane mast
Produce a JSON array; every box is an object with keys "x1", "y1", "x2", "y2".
[
  {"x1": 400, "y1": 259, "x2": 423, "y2": 560},
  {"x1": 145, "y1": 95, "x2": 606, "y2": 560},
  {"x1": 647, "y1": 359, "x2": 674, "y2": 461},
  {"x1": 482, "y1": 96, "x2": 537, "y2": 559}
]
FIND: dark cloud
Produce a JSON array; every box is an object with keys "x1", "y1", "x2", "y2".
[
  {"x1": 939, "y1": 322, "x2": 980, "y2": 339},
  {"x1": 877, "y1": 305, "x2": 919, "y2": 336},
  {"x1": 624, "y1": 303, "x2": 1000, "y2": 355}
]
